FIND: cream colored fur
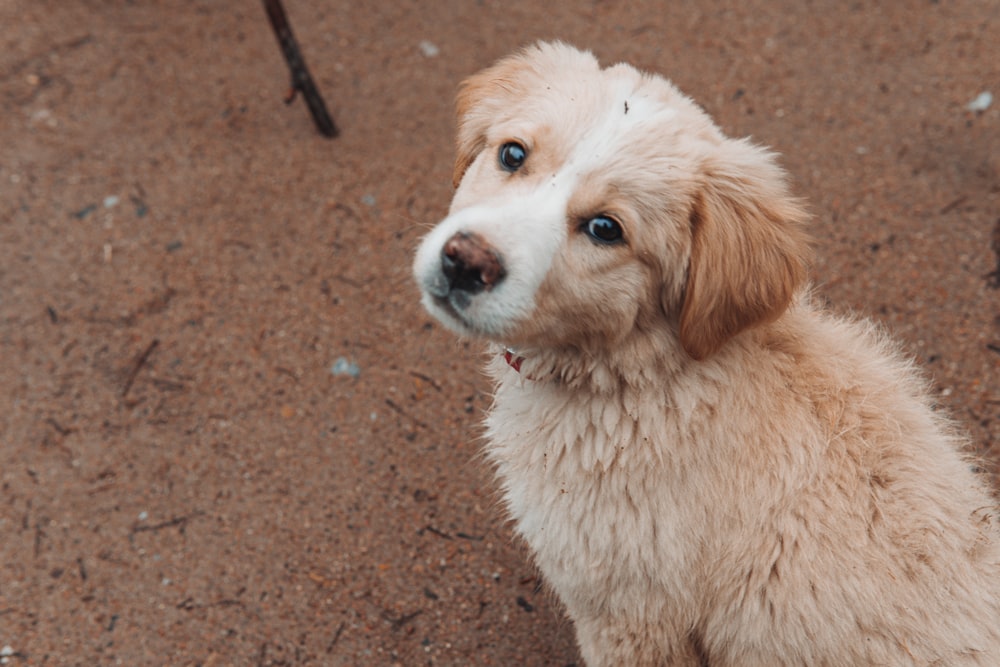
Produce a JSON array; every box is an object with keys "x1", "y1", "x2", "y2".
[{"x1": 413, "y1": 42, "x2": 1000, "y2": 666}]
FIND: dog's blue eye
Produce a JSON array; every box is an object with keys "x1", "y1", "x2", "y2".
[
  {"x1": 498, "y1": 142, "x2": 527, "y2": 172},
  {"x1": 584, "y1": 216, "x2": 624, "y2": 244}
]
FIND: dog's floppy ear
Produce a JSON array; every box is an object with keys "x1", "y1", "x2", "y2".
[
  {"x1": 452, "y1": 71, "x2": 495, "y2": 188},
  {"x1": 452, "y1": 43, "x2": 595, "y2": 188},
  {"x1": 452, "y1": 52, "x2": 537, "y2": 188},
  {"x1": 678, "y1": 140, "x2": 811, "y2": 360}
]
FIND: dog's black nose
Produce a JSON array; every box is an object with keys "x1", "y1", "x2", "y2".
[{"x1": 441, "y1": 232, "x2": 505, "y2": 294}]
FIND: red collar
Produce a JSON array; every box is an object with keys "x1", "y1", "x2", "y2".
[{"x1": 503, "y1": 348, "x2": 525, "y2": 373}]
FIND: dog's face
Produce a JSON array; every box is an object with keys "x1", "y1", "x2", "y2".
[{"x1": 414, "y1": 42, "x2": 809, "y2": 360}]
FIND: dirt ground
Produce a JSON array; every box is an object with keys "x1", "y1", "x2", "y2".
[{"x1": 1, "y1": 1, "x2": 998, "y2": 665}]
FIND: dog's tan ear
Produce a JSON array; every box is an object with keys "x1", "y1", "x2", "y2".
[
  {"x1": 451, "y1": 43, "x2": 601, "y2": 187},
  {"x1": 452, "y1": 44, "x2": 579, "y2": 188},
  {"x1": 452, "y1": 70, "x2": 496, "y2": 188},
  {"x1": 679, "y1": 140, "x2": 811, "y2": 360}
]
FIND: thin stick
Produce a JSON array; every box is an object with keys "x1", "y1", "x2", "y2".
[
  {"x1": 122, "y1": 339, "x2": 159, "y2": 397},
  {"x1": 263, "y1": 0, "x2": 338, "y2": 138}
]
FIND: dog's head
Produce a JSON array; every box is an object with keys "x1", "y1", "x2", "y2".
[{"x1": 414, "y1": 42, "x2": 810, "y2": 361}]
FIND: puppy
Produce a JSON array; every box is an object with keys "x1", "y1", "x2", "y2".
[{"x1": 413, "y1": 42, "x2": 1000, "y2": 666}]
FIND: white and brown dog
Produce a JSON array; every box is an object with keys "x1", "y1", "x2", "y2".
[{"x1": 413, "y1": 42, "x2": 1000, "y2": 666}]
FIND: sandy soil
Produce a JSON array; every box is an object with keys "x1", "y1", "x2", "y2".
[{"x1": 2, "y1": 1, "x2": 998, "y2": 665}]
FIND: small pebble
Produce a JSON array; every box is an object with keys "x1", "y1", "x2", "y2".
[
  {"x1": 966, "y1": 91, "x2": 992, "y2": 112},
  {"x1": 331, "y1": 357, "x2": 361, "y2": 378},
  {"x1": 30, "y1": 108, "x2": 55, "y2": 127},
  {"x1": 419, "y1": 40, "x2": 440, "y2": 58},
  {"x1": 73, "y1": 204, "x2": 97, "y2": 219},
  {"x1": 103, "y1": 195, "x2": 120, "y2": 208}
]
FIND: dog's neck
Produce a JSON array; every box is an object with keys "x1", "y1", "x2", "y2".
[{"x1": 493, "y1": 330, "x2": 696, "y2": 391}]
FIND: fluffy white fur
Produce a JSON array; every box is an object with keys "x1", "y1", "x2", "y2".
[{"x1": 413, "y1": 42, "x2": 1000, "y2": 666}]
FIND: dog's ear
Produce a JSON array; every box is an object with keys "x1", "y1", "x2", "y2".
[
  {"x1": 452, "y1": 43, "x2": 594, "y2": 188},
  {"x1": 678, "y1": 140, "x2": 811, "y2": 360},
  {"x1": 452, "y1": 69, "x2": 497, "y2": 188},
  {"x1": 453, "y1": 53, "x2": 538, "y2": 188}
]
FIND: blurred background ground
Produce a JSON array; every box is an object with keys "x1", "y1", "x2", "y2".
[{"x1": 1, "y1": 1, "x2": 998, "y2": 665}]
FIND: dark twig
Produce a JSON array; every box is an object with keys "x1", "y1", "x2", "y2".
[
  {"x1": 383, "y1": 608, "x2": 423, "y2": 630},
  {"x1": 326, "y1": 622, "x2": 346, "y2": 653},
  {"x1": 263, "y1": 0, "x2": 338, "y2": 138},
  {"x1": 34, "y1": 523, "x2": 45, "y2": 558},
  {"x1": 421, "y1": 525, "x2": 452, "y2": 540},
  {"x1": 45, "y1": 418, "x2": 74, "y2": 437},
  {"x1": 122, "y1": 339, "x2": 159, "y2": 397},
  {"x1": 385, "y1": 398, "x2": 429, "y2": 430},
  {"x1": 176, "y1": 596, "x2": 244, "y2": 611},
  {"x1": 938, "y1": 195, "x2": 967, "y2": 215},
  {"x1": 408, "y1": 370, "x2": 443, "y2": 392},
  {"x1": 516, "y1": 596, "x2": 535, "y2": 612},
  {"x1": 986, "y1": 218, "x2": 1000, "y2": 288},
  {"x1": 131, "y1": 510, "x2": 204, "y2": 535}
]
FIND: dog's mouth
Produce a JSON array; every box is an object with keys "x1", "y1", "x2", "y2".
[
  {"x1": 420, "y1": 264, "x2": 474, "y2": 323},
  {"x1": 426, "y1": 290, "x2": 493, "y2": 338},
  {"x1": 430, "y1": 292, "x2": 469, "y2": 322}
]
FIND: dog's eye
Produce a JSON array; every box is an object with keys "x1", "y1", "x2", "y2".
[
  {"x1": 498, "y1": 142, "x2": 527, "y2": 172},
  {"x1": 583, "y1": 216, "x2": 624, "y2": 244}
]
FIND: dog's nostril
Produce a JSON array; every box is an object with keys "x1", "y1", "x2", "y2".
[{"x1": 441, "y1": 232, "x2": 505, "y2": 294}]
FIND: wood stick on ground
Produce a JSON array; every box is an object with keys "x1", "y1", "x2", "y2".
[
  {"x1": 263, "y1": 0, "x2": 338, "y2": 138},
  {"x1": 122, "y1": 339, "x2": 159, "y2": 398}
]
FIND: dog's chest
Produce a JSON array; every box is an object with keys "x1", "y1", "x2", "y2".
[{"x1": 484, "y1": 378, "x2": 697, "y2": 606}]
